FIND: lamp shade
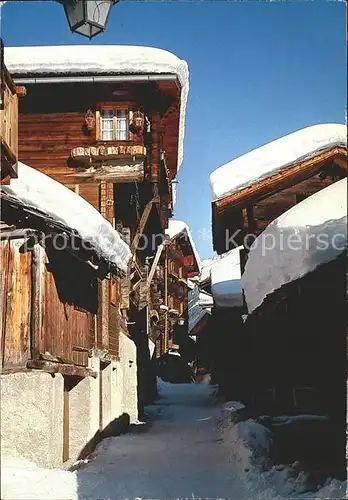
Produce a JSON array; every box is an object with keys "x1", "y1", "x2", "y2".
[{"x1": 62, "y1": 0, "x2": 118, "y2": 39}]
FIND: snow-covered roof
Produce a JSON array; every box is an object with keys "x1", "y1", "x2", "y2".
[
  {"x1": 166, "y1": 220, "x2": 201, "y2": 271},
  {"x1": 199, "y1": 291, "x2": 214, "y2": 309},
  {"x1": 5, "y1": 45, "x2": 189, "y2": 169},
  {"x1": 211, "y1": 247, "x2": 243, "y2": 309},
  {"x1": 199, "y1": 257, "x2": 217, "y2": 286},
  {"x1": 188, "y1": 282, "x2": 212, "y2": 333},
  {"x1": 210, "y1": 123, "x2": 347, "y2": 202},
  {"x1": 1, "y1": 162, "x2": 131, "y2": 273},
  {"x1": 242, "y1": 178, "x2": 347, "y2": 313}
]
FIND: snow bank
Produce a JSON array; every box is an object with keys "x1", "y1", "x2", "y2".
[
  {"x1": 242, "y1": 178, "x2": 347, "y2": 313},
  {"x1": 1, "y1": 457, "x2": 77, "y2": 500},
  {"x1": 221, "y1": 414, "x2": 347, "y2": 499},
  {"x1": 1, "y1": 162, "x2": 131, "y2": 272},
  {"x1": 210, "y1": 123, "x2": 347, "y2": 202},
  {"x1": 166, "y1": 219, "x2": 201, "y2": 271},
  {"x1": 211, "y1": 246, "x2": 243, "y2": 309},
  {"x1": 5, "y1": 45, "x2": 189, "y2": 169}
]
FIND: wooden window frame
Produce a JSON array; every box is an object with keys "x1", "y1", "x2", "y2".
[{"x1": 96, "y1": 102, "x2": 133, "y2": 143}]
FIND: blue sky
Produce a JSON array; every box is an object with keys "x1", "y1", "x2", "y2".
[{"x1": 1, "y1": 1, "x2": 346, "y2": 259}]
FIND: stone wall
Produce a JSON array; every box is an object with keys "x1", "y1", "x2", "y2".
[
  {"x1": 119, "y1": 333, "x2": 138, "y2": 423},
  {"x1": 0, "y1": 371, "x2": 64, "y2": 468},
  {"x1": 0, "y1": 343, "x2": 138, "y2": 468}
]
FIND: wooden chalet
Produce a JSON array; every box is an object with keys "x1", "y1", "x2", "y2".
[
  {"x1": 208, "y1": 125, "x2": 346, "y2": 403},
  {"x1": 5, "y1": 44, "x2": 189, "y2": 414},
  {"x1": 148, "y1": 220, "x2": 201, "y2": 359},
  {"x1": 210, "y1": 124, "x2": 347, "y2": 257},
  {"x1": 0, "y1": 161, "x2": 132, "y2": 464},
  {"x1": 240, "y1": 179, "x2": 347, "y2": 479}
]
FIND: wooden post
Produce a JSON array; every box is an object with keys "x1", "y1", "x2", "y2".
[
  {"x1": 63, "y1": 382, "x2": 70, "y2": 463},
  {"x1": 97, "y1": 182, "x2": 111, "y2": 350},
  {"x1": 130, "y1": 197, "x2": 159, "y2": 255},
  {"x1": 146, "y1": 242, "x2": 165, "y2": 289},
  {"x1": 246, "y1": 205, "x2": 256, "y2": 233},
  {"x1": 164, "y1": 245, "x2": 169, "y2": 353},
  {"x1": 30, "y1": 244, "x2": 45, "y2": 359},
  {"x1": 0, "y1": 240, "x2": 10, "y2": 369}
]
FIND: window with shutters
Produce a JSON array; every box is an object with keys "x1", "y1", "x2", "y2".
[{"x1": 98, "y1": 104, "x2": 130, "y2": 141}]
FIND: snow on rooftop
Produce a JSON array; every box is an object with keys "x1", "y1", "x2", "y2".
[
  {"x1": 166, "y1": 220, "x2": 201, "y2": 271},
  {"x1": 1, "y1": 162, "x2": 131, "y2": 272},
  {"x1": 188, "y1": 282, "x2": 212, "y2": 333},
  {"x1": 5, "y1": 45, "x2": 189, "y2": 169},
  {"x1": 211, "y1": 246, "x2": 243, "y2": 309},
  {"x1": 199, "y1": 257, "x2": 216, "y2": 285},
  {"x1": 210, "y1": 123, "x2": 347, "y2": 202},
  {"x1": 242, "y1": 178, "x2": 347, "y2": 314}
]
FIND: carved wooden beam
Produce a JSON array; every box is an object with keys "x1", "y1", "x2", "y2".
[{"x1": 16, "y1": 86, "x2": 27, "y2": 98}]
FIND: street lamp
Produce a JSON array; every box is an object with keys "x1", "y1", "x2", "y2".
[{"x1": 60, "y1": 0, "x2": 119, "y2": 39}]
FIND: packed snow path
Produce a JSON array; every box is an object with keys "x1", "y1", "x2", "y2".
[
  {"x1": 2, "y1": 380, "x2": 345, "y2": 499},
  {"x1": 76, "y1": 381, "x2": 243, "y2": 499}
]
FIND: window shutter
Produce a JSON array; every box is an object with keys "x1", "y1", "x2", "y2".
[
  {"x1": 95, "y1": 110, "x2": 100, "y2": 140},
  {"x1": 113, "y1": 114, "x2": 117, "y2": 141},
  {"x1": 129, "y1": 110, "x2": 134, "y2": 141}
]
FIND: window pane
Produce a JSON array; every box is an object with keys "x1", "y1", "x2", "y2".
[
  {"x1": 116, "y1": 109, "x2": 128, "y2": 140},
  {"x1": 102, "y1": 130, "x2": 113, "y2": 140},
  {"x1": 101, "y1": 109, "x2": 114, "y2": 140},
  {"x1": 116, "y1": 109, "x2": 127, "y2": 118},
  {"x1": 102, "y1": 109, "x2": 114, "y2": 118}
]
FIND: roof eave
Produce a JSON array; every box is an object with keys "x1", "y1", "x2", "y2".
[{"x1": 214, "y1": 146, "x2": 347, "y2": 215}]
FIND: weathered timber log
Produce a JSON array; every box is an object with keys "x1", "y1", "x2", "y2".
[
  {"x1": 69, "y1": 163, "x2": 145, "y2": 183},
  {"x1": 26, "y1": 359, "x2": 98, "y2": 378},
  {"x1": 31, "y1": 245, "x2": 45, "y2": 358}
]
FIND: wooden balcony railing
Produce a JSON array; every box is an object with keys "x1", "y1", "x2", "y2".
[{"x1": 1, "y1": 40, "x2": 18, "y2": 182}]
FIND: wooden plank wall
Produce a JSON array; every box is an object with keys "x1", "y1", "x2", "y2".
[
  {"x1": 0, "y1": 239, "x2": 31, "y2": 369},
  {"x1": 41, "y1": 256, "x2": 95, "y2": 367},
  {"x1": 19, "y1": 111, "x2": 93, "y2": 181},
  {"x1": 246, "y1": 173, "x2": 341, "y2": 232}
]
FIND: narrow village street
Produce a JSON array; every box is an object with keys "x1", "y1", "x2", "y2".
[
  {"x1": 75, "y1": 380, "x2": 244, "y2": 500},
  {"x1": 3, "y1": 379, "x2": 346, "y2": 500},
  {"x1": 3, "y1": 380, "x2": 245, "y2": 500}
]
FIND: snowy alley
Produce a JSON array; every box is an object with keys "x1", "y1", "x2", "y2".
[{"x1": 2, "y1": 379, "x2": 346, "y2": 500}]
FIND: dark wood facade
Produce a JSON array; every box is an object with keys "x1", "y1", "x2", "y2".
[
  {"x1": 0, "y1": 225, "x2": 99, "y2": 379},
  {"x1": 149, "y1": 232, "x2": 200, "y2": 358},
  {"x1": 12, "y1": 71, "x2": 184, "y2": 381}
]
